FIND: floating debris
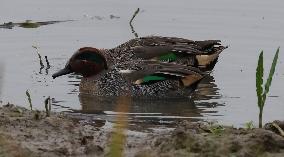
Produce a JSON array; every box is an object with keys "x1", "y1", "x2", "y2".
[
  {"x1": 110, "y1": 14, "x2": 120, "y2": 19},
  {"x1": 19, "y1": 20, "x2": 40, "y2": 28},
  {"x1": 0, "y1": 20, "x2": 73, "y2": 29},
  {"x1": 93, "y1": 16, "x2": 104, "y2": 20}
]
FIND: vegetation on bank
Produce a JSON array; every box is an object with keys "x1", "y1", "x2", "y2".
[{"x1": 256, "y1": 48, "x2": 280, "y2": 128}]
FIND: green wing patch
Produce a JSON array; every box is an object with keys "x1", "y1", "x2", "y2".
[
  {"x1": 135, "y1": 75, "x2": 166, "y2": 85},
  {"x1": 159, "y1": 53, "x2": 177, "y2": 62},
  {"x1": 143, "y1": 75, "x2": 166, "y2": 83}
]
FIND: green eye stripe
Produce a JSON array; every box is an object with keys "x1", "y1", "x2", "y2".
[{"x1": 76, "y1": 52, "x2": 104, "y2": 63}]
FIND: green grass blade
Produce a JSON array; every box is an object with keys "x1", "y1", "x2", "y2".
[
  {"x1": 263, "y1": 47, "x2": 279, "y2": 101},
  {"x1": 256, "y1": 51, "x2": 264, "y2": 108}
]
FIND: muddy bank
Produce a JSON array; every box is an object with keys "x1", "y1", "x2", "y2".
[
  {"x1": 0, "y1": 104, "x2": 157, "y2": 157},
  {"x1": 0, "y1": 104, "x2": 283, "y2": 157},
  {"x1": 137, "y1": 122, "x2": 284, "y2": 157}
]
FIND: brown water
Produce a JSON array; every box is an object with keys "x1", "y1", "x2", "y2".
[{"x1": 0, "y1": 0, "x2": 283, "y2": 127}]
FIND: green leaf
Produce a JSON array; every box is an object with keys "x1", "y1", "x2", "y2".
[
  {"x1": 256, "y1": 51, "x2": 264, "y2": 108},
  {"x1": 263, "y1": 47, "x2": 280, "y2": 103},
  {"x1": 159, "y1": 53, "x2": 177, "y2": 62}
]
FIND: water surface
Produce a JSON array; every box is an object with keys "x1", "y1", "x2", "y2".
[{"x1": 0, "y1": 0, "x2": 283, "y2": 127}]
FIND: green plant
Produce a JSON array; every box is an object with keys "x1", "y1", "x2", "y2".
[
  {"x1": 244, "y1": 121, "x2": 254, "y2": 130},
  {"x1": 256, "y1": 47, "x2": 279, "y2": 128},
  {"x1": 25, "y1": 90, "x2": 33, "y2": 110},
  {"x1": 208, "y1": 125, "x2": 225, "y2": 136}
]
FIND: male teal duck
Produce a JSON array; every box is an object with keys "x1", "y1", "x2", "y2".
[
  {"x1": 53, "y1": 59, "x2": 205, "y2": 97},
  {"x1": 54, "y1": 36, "x2": 227, "y2": 74},
  {"x1": 52, "y1": 36, "x2": 226, "y2": 97}
]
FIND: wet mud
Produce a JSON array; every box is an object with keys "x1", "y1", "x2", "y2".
[{"x1": 0, "y1": 104, "x2": 283, "y2": 157}]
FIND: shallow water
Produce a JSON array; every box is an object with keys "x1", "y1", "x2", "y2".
[{"x1": 0, "y1": 0, "x2": 283, "y2": 127}]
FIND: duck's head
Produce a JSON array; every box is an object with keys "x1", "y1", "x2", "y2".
[{"x1": 52, "y1": 47, "x2": 108, "y2": 79}]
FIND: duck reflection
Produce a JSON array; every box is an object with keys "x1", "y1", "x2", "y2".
[
  {"x1": 192, "y1": 75, "x2": 224, "y2": 109},
  {"x1": 75, "y1": 74, "x2": 223, "y2": 126}
]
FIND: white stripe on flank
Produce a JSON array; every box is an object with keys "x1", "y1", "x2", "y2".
[{"x1": 118, "y1": 69, "x2": 135, "y2": 74}]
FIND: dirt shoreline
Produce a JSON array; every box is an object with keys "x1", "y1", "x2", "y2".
[{"x1": 0, "y1": 104, "x2": 283, "y2": 157}]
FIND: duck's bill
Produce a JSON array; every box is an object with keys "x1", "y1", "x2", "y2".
[{"x1": 52, "y1": 68, "x2": 72, "y2": 79}]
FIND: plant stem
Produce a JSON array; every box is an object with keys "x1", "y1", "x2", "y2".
[{"x1": 259, "y1": 106, "x2": 263, "y2": 128}]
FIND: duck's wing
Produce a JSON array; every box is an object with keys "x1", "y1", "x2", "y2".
[
  {"x1": 113, "y1": 36, "x2": 227, "y2": 68},
  {"x1": 118, "y1": 60, "x2": 205, "y2": 87},
  {"x1": 125, "y1": 36, "x2": 225, "y2": 54}
]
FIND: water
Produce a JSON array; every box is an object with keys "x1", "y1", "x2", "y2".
[{"x1": 0, "y1": 0, "x2": 283, "y2": 127}]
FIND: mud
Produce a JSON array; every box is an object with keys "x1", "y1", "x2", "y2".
[{"x1": 0, "y1": 104, "x2": 283, "y2": 157}]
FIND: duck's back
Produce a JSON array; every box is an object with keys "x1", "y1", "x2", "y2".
[{"x1": 106, "y1": 36, "x2": 227, "y2": 71}]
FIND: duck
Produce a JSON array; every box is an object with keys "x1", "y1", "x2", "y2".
[
  {"x1": 52, "y1": 36, "x2": 226, "y2": 97},
  {"x1": 53, "y1": 59, "x2": 205, "y2": 97},
  {"x1": 55, "y1": 36, "x2": 226, "y2": 72}
]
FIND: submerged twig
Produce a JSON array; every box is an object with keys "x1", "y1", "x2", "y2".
[
  {"x1": 45, "y1": 56, "x2": 51, "y2": 68},
  {"x1": 44, "y1": 96, "x2": 51, "y2": 117},
  {"x1": 25, "y1": 90, "x2": 33, "y2": 110},
  {"x1": 32, "y1": 46, "x2": 44, "y2": 68},
  {"x1": 45, "y1": 56, "x2": 51, "y2": 75},
  {"x1": 129, "y1": 8, "x2": 140, "y2": 38}
]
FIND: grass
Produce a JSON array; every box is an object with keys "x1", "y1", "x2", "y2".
[
  {"x1": 208, "y1": 125, "x2": 225, "y2": 136},
  {"x1": 244, "y1": 121, "x2": 254, "y2": 130},
  {"x1": 256, "y1": 47, "x2": 280, "y2": 128}
]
